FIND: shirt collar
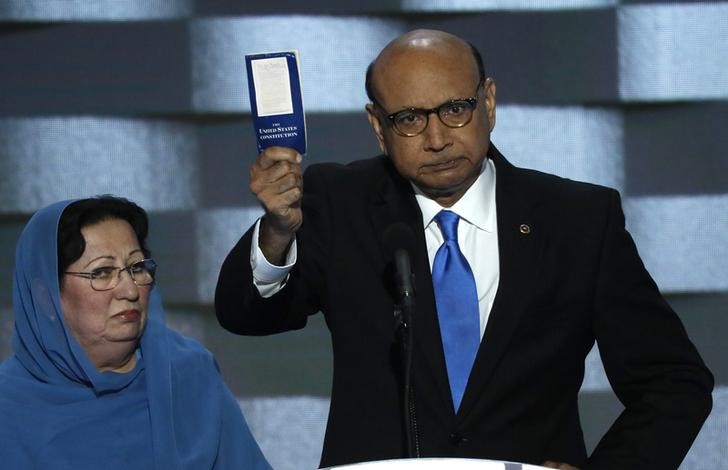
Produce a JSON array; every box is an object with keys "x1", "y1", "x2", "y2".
[{"x1": 414, "y1": 158, "x2": 497, "y2": 233}]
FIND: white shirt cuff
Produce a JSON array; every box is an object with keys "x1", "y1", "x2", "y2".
[{"x1": 250, "y1": 218, "x2": 297, "y2": 297}]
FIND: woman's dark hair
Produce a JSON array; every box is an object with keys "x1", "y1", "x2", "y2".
[{"x1": 57, "y1": 195, "x2": 150, "y2": 280}]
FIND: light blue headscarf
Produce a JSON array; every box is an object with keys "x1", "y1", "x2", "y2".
[{"x1": 0, "y1": 199, "x2": 271, "y2": 469}]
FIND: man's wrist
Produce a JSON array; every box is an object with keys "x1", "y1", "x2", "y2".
[{"x1": 259, "y1": 217, "x2": 295, "y2": 265}]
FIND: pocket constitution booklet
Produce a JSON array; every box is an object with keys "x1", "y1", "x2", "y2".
[{"x1": 245, "y1": 50, "x2": 307, "y2": 155}]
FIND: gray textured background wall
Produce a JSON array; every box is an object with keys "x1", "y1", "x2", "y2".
[{"x1": 1, "y1": 1, "x2": 726, "y2": 469}]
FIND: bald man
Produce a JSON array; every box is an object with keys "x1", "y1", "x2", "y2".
[{"x1": 215, "y1": 30, "x2": 712, "y2": 469}]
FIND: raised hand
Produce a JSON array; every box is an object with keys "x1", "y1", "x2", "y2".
[{"x1": 249, "y1": 146, "x2": 303, "y2": 264}]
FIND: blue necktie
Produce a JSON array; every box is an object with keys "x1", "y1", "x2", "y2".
[{"x1": 432, "y1": 210, "x2": 480, "y2": 412}]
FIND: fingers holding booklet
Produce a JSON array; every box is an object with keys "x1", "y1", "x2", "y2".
[{"x1": 250, "y1": 146, "x2": 303, "y2": 265}]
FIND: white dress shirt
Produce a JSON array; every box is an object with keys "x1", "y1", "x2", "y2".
[{"x1": 251, "y1": 159, "x2": 500, "y2": 339}]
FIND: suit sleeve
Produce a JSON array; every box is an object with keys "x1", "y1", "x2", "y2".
[
  {"x1": 587, "y1": 189, "x2": 713, "y2": 469},
  {"x1": 214, "y1": 167, "x2": 330, "y2": 336}
]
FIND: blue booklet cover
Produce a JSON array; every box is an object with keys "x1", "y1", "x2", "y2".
[{"x1": 245, "y1": 50, "x2": 307, "y2": 155}]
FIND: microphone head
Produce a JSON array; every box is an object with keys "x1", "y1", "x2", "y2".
[{"x1": 383, "y1": 223, "x2": 416, "y2": 297}]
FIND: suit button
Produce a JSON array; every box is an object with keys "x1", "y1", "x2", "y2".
[{"x1": 449, "y1": 432, "x2": 468, "y2": 445}]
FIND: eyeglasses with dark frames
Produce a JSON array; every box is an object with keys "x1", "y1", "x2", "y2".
[
  {"x1": 65, "y1": 258, "x2": 157, "y2": 291},
  {"x1": 379, "y1": 78, "x2": 484, "y2": 137}
]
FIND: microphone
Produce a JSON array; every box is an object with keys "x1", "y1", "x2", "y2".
[
  {"x1": 383, "y1": 223, "x2": 417, "y2": 326},
  {"x1": 393, "y1": 248, "x2": 415, "y2": 325}
]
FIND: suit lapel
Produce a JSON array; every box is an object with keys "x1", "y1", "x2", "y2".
[{"x1": 458, "y1": 146, "x2": 543, "y2": 420}]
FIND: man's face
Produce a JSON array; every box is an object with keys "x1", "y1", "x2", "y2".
[{"x1": 366, "y1": 42, "x2": 496, "y2": 207}]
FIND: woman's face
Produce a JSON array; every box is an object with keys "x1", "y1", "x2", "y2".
[{"x1": 60, "y1": 218, "x2": 149, "y2": 371}]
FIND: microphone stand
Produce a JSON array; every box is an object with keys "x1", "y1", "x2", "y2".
[{"x1": 393, "y1": 251, "x2": 419, "y2": 458}]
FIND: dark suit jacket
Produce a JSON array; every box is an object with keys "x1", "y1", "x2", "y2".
[{"x1": 215, "y1": 145, "x2": 713, "y2": 469}]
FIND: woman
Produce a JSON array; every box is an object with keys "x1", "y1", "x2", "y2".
[{"x1": 0, "y1": 196, "x2": 271, "y2": 469}]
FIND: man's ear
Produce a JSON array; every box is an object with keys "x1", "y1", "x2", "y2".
[
  {"x1": 483, "y1": 78, "x2": 496, "y2": 132},
  {"x1": 366, "y1": 103, "x2": 388, "y2": 155}
]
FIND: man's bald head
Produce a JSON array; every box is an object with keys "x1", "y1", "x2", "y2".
[{"x1": 365, "y1": 29, "x2": 485, "y2": 104}]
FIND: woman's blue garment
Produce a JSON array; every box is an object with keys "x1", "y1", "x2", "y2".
[{"x1": 0, "y1": 200, "x2": 271, "y2": 469}]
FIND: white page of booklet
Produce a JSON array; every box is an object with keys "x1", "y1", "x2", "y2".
[{"x1": 251, "y1": 56, "x2": 294, "y2": 116}]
